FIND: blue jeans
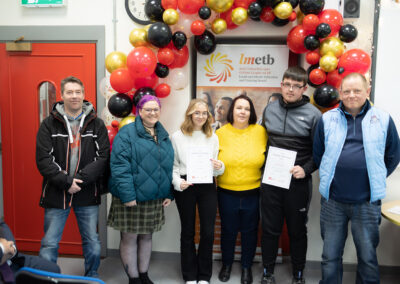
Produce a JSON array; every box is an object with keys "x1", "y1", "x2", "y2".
[
  {"x1": 218, "y1": 189, "x2": 259, "y2": 269},
  {"x1": 320, "y1": 197, "x2": 381, "y2": 284},
  {"x1": 39, "y1": 205, "x2": 101, "y2": 277}
]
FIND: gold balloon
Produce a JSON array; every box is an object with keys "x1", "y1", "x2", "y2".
[
  {"x1": 105, "y1": 51, "x2": 127, "y2": 73},
  {"x1": 273, "y1": 2, "x2": 293, "y2": 20},
  {"x1": 231, "y1": 7, "x2": 248, "y2": 26},
  {"x1": 129, "y1": 28, "x2": 148, "y2": 48},
  {"x1": 163, "y1": 9, "x2": 179, "y2": 25},
  {"x1": 211, "y1": 18, "x2": 227, "y2": 34},
  {"x1": 119, "y1": 115, "x2": 136, "y2": 130},
  {"x1": 319, "y1": 53, "x2": 338, "y2": 72},
  {"x1": 319, "y1": 37, "x2": 345, "y2": 58},
  {"x1": 206, "y1": 0, "x2": 234, "y2": 13}
]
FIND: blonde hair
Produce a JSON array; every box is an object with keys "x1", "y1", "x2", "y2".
[{"x1": 181, "y1": 99, "x2": 213, "y2": 138}]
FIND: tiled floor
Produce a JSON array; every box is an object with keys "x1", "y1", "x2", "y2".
[{"x1": 58, "y1": 254, "x2": 400, "y2": 284}]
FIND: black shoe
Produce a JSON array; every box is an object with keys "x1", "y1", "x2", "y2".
[
  {"x1": 129, "y1": 277, "x2": 142, "y2": 284},
  {"x1": 139, "y1": 272, "x2": 154, "y2": 284},
  {"x1": 261, "y1": 273, "x2": 276, "y2": 284},
  {"x1": 292, "y1": 277, "x2": 305, "y2": 284},
  {"x1": 241, "y1": 267, "x2": 253, "y2": 284},
  {"x1": 218, "y1": 264, "x2": 232, "y2": 282}
]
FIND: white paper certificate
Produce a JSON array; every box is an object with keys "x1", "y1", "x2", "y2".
[
  {"x1": 186, "y1": 146, "x2": 213, "y2": 184},
  {"x1": 262, "y1": 146, "x2": 297, "y2": 189}
]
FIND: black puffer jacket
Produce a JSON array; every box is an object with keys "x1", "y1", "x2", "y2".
[
  {"x1": 262, "y1": 94, "x2": 322, "y2": 176},
  {"x1": 36, "y1": 101, "x2": 110, "y2": 209}
]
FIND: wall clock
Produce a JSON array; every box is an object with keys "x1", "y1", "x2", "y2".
[{"x1": 125, "y1": 0, "x2": 152, "y2": 25}]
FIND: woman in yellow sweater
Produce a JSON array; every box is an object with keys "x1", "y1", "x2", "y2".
[{"x1": 216, "y1": 94, "x2": 267, "y2": 284}]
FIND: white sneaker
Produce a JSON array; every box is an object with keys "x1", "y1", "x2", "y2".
[
  {"x1": 186, "y1": 281, "x2": 196, "y2": 284},
  {"x1": 198, "y1": 281, "x2": 209, "y2": 284}
]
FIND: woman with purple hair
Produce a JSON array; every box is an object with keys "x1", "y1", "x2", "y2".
[{"x1": 108, "y1": 95, "x2": 174, "y2": 284}]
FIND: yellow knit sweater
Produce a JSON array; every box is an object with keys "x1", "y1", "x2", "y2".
[{"x1": 216, "y1": 123, "x2": 267, "y2": 191}]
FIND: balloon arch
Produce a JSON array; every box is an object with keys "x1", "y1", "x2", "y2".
[{"x1": 101, "y1": 0, "x2": 371, "y2": 141}]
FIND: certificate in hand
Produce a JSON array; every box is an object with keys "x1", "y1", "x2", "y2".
[
  {"x1": 262, "y1": 146, "x2": 297, "y2": 189},
  {"x1": 186, "y1": 146, "x2": 213, "y2": 184}
]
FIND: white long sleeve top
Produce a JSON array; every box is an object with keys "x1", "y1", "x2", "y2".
[{"x1": 171, "y1": 130, "x2": 225, "y2": 191}]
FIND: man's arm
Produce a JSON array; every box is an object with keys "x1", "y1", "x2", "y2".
[
  {"x1": 75, "y1": 119, "x2": 110, "y2": 186},
  {"x1": 36, "y1": 121, "x2": 73, "y2": 191},
  {"x1": 313, "y1": 117, "x2": 325, "y2": 168},
  {"x1": 385, "y1": 116, "x2": 400, "y2": 177},
  {"x1": 301, "y1": 111, "x2": 322, "y2": 175}
]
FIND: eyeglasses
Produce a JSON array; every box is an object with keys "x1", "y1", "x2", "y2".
[
  {"x1": 193, "y1": 111, "x2": 209, "y2": 117},
  {"x1": 142, "y1": 108, "x2": 160, "y2": 114},
  {"x1": 342, "y1": 89, "x2": 363, "y2": 96},
  {"x1": 281, "y1": 82, "x2": 305, "y2": 90}
]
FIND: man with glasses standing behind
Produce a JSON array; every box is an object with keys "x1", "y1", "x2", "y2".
[{"x1": 260, "y1": 67, "x2": 321, "y2": 284}]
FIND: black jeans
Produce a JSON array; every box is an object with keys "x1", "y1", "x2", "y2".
[
  {"x1": 260, "y1": 177, "x2": 312, "y2": 274},
  {"x1": 174, "y1": 179, "x2": 217, "y2": 282}
]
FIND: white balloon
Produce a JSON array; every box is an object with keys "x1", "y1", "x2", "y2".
[
  {"x1": 171, "y1": 13, "x2": 197, "y2": 38},
  {"x1": 101, "y1": 106, "x2": 121, "y2": 126},
  {"x1": 167, "y1": 68, "x2": 188, "y2": 90}
]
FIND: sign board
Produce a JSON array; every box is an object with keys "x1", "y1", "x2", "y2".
[{"x1": 21, "y1": 0, "x2": 66, "y2": 7}]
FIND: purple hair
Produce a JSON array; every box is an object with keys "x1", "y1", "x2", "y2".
[{"x1": 136, "y1": 95, "x2": 161, "y2": 116}]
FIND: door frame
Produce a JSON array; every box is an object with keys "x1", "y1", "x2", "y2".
[{"x1": 0, "y1": 25, "x2": 107, "y2": 257}]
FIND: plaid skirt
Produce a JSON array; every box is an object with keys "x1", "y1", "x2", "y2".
[{"x1": 107, "y1": 196, "x2": 165, "y2": 234}]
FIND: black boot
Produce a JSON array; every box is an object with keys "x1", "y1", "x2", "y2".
[
  {"x1": 129, "y1": 277, "x2": 142, "y2": 284},
  {"x1": 241, "y1": 267, "x2": 253, "y2": 284},
  {"x1": 139, "y1": 272, "x2": 154, "y2": 284},
  {"x1": 218, "y1": 264, "x2": 232, "y2": 282}
]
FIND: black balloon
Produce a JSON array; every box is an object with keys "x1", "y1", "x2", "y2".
[
  {"x1": 147, "y1": 22, "x2": 172, "y2": 48},
  {"x1": 299, "y1": 0, "x2": 325, "y2": 15},
  {"x1": 315, "y1": 23, "x2": 331, "y2": 38},
  {"x1": 271, "y1": 17, "x2": 289, "y2": 26},
  {"x1": 273, "y1": 0, "x2": 299, "y2": 8},
  {"x1": 194, "y1": 30, "x2": 217, "y2": 55},
  {"x1": 307, "y1": 64, "x2": 321, "y2": 88},
  {"x1": 155, "y1": 63, "x2": 169, "y2": 78},
  {"x1": 339, "y1": 24, "x2": 358, "y2": 43},
  {"x1": 289, "y1": 0, "x2": 299, "y2": 9},
  {"x1": 248, "y1": 2, "x2": 263, "y2": 19},
  {"x1": 144, "y1": 0, "x2": 164, "y2": 22},
  {"x1": 108, "y1": 93, "x2": 133, "y2": 118},
  {"x1": 133, "y1": 87, "x2": 156, "y2": 106},
  {"x1": 250, "y1": 16, "x2": 261, "y2": 21},
  {"x1": 198, "y1": 6, "x2": 211, "y2": 20},
  {"x1": 257, "y1": 0, "x2": 273, "y2": 7},
  {"x1": 172, "y1": 31, "x2": 187, "y2": 50},
  {"x1": 304, "y1": 35, "x2": 320, "y2": 50},
  {"x1": 314, "y1": 84, "x2": 339, "y2": 108},
  {"x1": 338, "y1": 67, "x2": 345, "y2": 74}
]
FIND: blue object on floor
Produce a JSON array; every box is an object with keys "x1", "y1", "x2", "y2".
[{"x1": 15, "y1": 267, "x2": 106, "y2": 284}]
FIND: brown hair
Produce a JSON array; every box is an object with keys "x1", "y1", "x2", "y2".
[
  {"x1": 180, "y1": 99, "x2": 213, "y2": 138},
  {"x1": 227, "y1": 94, "x2": 257, "y2": 125},
  {"x1": 282, "y1": 66, "x2": 307, "y2": 85},
  {"x1": 61, "y1": 76, "x2": 84, "y2": 93}
]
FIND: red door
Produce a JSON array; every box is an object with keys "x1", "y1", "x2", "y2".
[{"x1": 0, "y1": 43, "x2": 96, "y2": 254}]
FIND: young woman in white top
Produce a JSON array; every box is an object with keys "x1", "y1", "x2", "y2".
[{"x1": 171, "y1": 99, "x2": 225, "y2": 284}]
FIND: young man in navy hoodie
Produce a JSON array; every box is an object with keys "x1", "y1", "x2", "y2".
[{"x1": 313, "y1": 73, "x2": 400, "y2": 284}]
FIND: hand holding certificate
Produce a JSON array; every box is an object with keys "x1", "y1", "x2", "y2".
[
  {"x1": 186, "y1": 146, "x2": 213, "y2": 184},
  {"x1": 262, "y1": 146, "x2": 297, "y2": 189}
]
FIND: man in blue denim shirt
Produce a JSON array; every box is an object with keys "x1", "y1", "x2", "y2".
[{"x1": 313, "y1": 73, "x2": 400, "y2": 284}]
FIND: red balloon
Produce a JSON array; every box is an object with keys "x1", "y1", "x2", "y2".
[
  {"x1": 155, "y1": 83, "x2": 171, "y2": 98},
  {"x1": 287, "y1": 25, "x2": 308, "y2": 54},
  {"x1": 260, "y1": 7, "x2": 275, "y2": 23},
  {"x1": 303, "y1": 14, "x2": 320, "y2": 33},
  {"x1": 318, "y1": 9, "x2": 343, "y2": 37},
  {"x1": 157, "y1": 48, "x2": 175, "y2": 66},
  {"x1": 107, "y1": 121, "x2": 119, "y2": 145},
  {"x1": 306, "y1": 51, "x2": 321, "y2": 65},
  {"x1": 131, "y1": 104, "x2": 137, "y2": 115},
  {"x1": 220, "y1": 8, "x2": 239, "y2": 29},
  {"x1": 191, "y1": 20, "x2": 206, "y2": 36},
  {"x1": 234, "y1": 0, "x2": 253, "y2": 9},
  {"x1": 326, "y1": 69, "x2": 343, "y2": 89},
  {"x1": 110, "y1": 68, "x2": 135, "y2": 94},
  {"x1": 133, "y1": 73, "x2": 159, "y2": 89},
  {"x1": 338, "y1": 49, "x2": 371, "y2": 77},
  {"x1": 168, "y1": 43, "x2": 189, "y2": 69},
  {"x1": 288, "y1": 11, "x2": 297, "y2": 22},
  {"x1": 127, "y1": 47, "x2": 157, "y2": 77},
  {"x1": 178, "y1": 0, "x2": 203, "y2": 14},
  {"x1": 309, "y1": 68, "x2": 327, "y2": 85},
  {"x1": 161, "y1": 0, "x2": 177, "y2": 9}
]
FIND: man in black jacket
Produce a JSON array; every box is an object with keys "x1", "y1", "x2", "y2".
[
  {"x1": 36, "y1": 76, "x2": 110, "y2": 278},
  {"x1": 260, "y1": 67, "x2": 321, "y2": 284},
  {"x1": 0, "y1": 218, "x2": 60, "y2": 283}
]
